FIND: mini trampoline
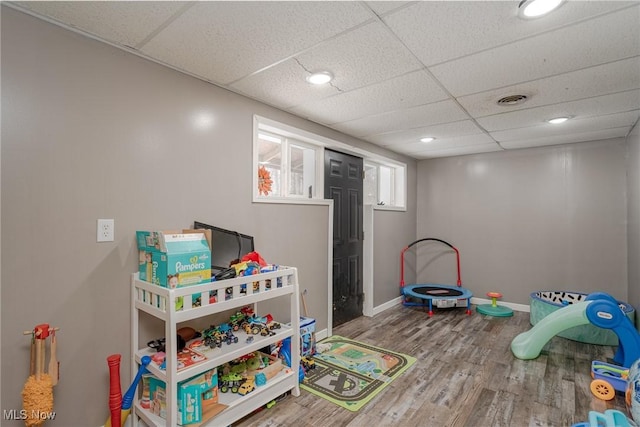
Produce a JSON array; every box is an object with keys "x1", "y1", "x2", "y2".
[{"x1": 401, "y1": 238, "x2": 472, "y2": 316}]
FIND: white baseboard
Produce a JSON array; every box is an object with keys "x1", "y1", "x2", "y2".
[
  {"x1": 372, "y1": 296, "x2": 404, "y2": 316},
  {"x1": 316, "y1": 328, "x2": 328, "y2": 341}
]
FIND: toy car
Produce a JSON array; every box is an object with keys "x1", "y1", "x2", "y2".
[
  {"x1": 238, "y1": 378, "x2": 255, "y2": 396},
  {"x1": 224, "y1": 330, "x2": 239, "y2": 345},
  {"x1": 301, "y1": 356, "x2": 316, "y2": 371},
  {"x1": 590, "y1": 360, "x2": 629, "y2": 401},
  {"x1": 219, "y1": 372, "x2": 243, "y2": 393}
]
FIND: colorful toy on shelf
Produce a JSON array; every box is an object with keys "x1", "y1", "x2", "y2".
[
  {"x1": 255, "y1": 372, "x2": 267, "y2": 386},
  {"x1": 238, "y1": 377, "x2": 256, "y2": 396},
  {"x1": 219, "y1": 373, "x2": 243, "y2": 393}
]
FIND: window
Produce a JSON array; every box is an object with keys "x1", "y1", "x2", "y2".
[
  {"x1": 364, "y1": 160, "x2": 406, "y2": 209},
  {"x1": 256, "y1": 131, "x2": 319, "y2": 199},
  {"x1": 254, "y1": 118, "x2": 323, "y2": 202},
  {"x1": 257, "y1": 132, "x2": 283, "y2": 197},
  {"x1": 288, "y1": 142, "x2": 316, "y2": 198},
  {"x1": 254, "y1": 115, "x2": 406, "y2": 210}
]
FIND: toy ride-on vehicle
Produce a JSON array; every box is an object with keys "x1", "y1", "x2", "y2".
[{"x1": 590, "y1": 360, "x2": 629, "y2": 401}]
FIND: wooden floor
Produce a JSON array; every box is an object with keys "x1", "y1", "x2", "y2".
[{"x1": 235, "y1": 303, "x2": 628, "y2": 427}]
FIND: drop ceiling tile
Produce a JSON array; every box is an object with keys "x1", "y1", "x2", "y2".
[
  {"x1": 430, "y1": 6, "x2": 640, "y2": 96},
  {"x1": 500, "y1": 128, "x2": 630, "y2": 150},
  {"x1": 230, "y1": 58, "x2": 339, "y2": 110},
  {"x1": 331, "y1": 99, "x2": 468, "y2": 137},
  {"x1": 409, "y1": 143, "x2": 503, "y2": 159},
  {"x1": 364, "y1": 1, "x2": 412, "y2": 16},
  {"x1": 490, "y1": 110, "x2": 639, "y2": 142},
  {"x1": 383, "y1": 1, "x2": 636, "y2": 67},
  {"x1": 367, "y1": 120, "x2": 486, "y2": 146},
  {"x1": 294, "y1": 21, "x2": 423, "y2": 93},
  {"x1": 477, "y1": 90, "x2": 640, "y2": 132},
  {"x1": 458, "y1": 57, "x2": 640, "y2": 118},
  {"x1": 289, "y1": 70, "x2": 449, "y2": 124},
  {"x1": 140, "y1": 1, "x2": 373, "y2": 85},
  {"x1": 14, "y1": 1, "x2": 189, "y2": 47},
  {"x1": 403, "y1": 133, "x2": 495, "y2": 152}
]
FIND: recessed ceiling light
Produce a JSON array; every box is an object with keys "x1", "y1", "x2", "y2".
[
  {"x1": 306, "y1": 71, "x2": 333, "y2": 85},
  {"x1": 548, "y1": 117, "x2": 570, "y2": 124},
  {"x1": 420, "y1": 137, "x2": 435, "y2": 143},
  {"x1": 518, "y1": 0, "x2": 564, "y2": 19}
]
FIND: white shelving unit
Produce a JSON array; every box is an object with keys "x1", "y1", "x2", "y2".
[{"x1": 131, "y1": 267, "x2": 301, "y2": 426}]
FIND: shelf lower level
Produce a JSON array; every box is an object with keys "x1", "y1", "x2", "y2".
[{"x1": 134, "y1": 368, "x2": 300, "y2": 426}]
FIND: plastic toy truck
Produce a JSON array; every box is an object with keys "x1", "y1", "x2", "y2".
[
  {"x1": 219, "y1": 372, "x2": 243, "y2": 393},
  {"x1": 237, "y1": 377, "x2": 256, "y2": 396},
  {"x1": 590, "y1": 360, "x2": 629, "y2": 401}
]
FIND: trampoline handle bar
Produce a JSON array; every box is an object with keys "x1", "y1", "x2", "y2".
[{"x1": 400, "y1": 238, "x2": 462, "y2": 287}]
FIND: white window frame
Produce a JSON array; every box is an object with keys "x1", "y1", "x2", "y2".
[
  {"x1": 364, "y1": 159, "x2": 407, "y2": 211},
  {"x1": 254, "y1": 117, "x2": 325, "y2": 204},
  {"x1": 253, "y1": 115, "x2": 406, "y2": 211}
]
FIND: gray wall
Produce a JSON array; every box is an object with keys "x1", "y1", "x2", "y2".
[
  {"x1": 416, "y1": 139, "x2": 628, "y2": 305},
  {"x1": 628, "y1": 122, "x2": 640, "y2": 329},
  {"x1": 0, "y1": 8, "x2": 416, "y2": 426}
]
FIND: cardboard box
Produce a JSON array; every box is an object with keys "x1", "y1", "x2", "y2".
[
  {"x1": 136, "y1": 229, "x2": 212, "y2": 288},
  {"x1": 136, "y1": 231, "x2": 158, "y2": 282},
  {"x1": 147, "y1": 367, "x2": 218, "y2": 425},
  {"x1": 286, "y1": 317, "x2": 315, "y2": 357},
  {"x1": 299, "y1": 316, "x2": 316, "y2": 356}
]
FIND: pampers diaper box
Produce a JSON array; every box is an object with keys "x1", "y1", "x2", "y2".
[
  {"x1": 136, "y1": 229, "x2": 212, "y2": 288},
  {"x1": 147, "y1": 367, "x2": 218, "y2": 425}
]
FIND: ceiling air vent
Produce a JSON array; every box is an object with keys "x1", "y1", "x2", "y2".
[{"x1": 497, "y1": 94, "x2": 528, "y2": 106}]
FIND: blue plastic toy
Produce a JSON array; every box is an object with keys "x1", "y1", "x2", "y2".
[
  {"x1": 512, "y1": 292, "x2": 640, "y2": 368},
  {"x1": 590, "y1": 360, "x2": 629, "y2": 401},
  {"x1": 572, "y1": 409, "x2": 632, "y2": 427}
]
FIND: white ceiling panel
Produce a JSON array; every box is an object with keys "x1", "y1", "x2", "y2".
[
  {"x1": 140, "y1": 1, "x2": 373, "y2": 85},
  {"x1": 430, "y1": 6, "x2": 640, "y2": 96},
  {"x1": 230, "y1": 58, "x2": 340, "y2": 111},
  {"x1": 382, "y1": 1, "x2": 635, "y2": 67},
  {"x1": 8, "y1": 1, "x2": 639, "y2": 160},
  {"x1": 333, "y1": 100, "x2": 469, "y2": 138},
  {"x1": 290, "y1": 70, "x2": 448, "y2": 125},
  {"x1": 477, "y1": 90, "x2": 640, "y2": 132},
  {"x1": 14, "y1": 1, "x2": 189, "y2": 48},
  {"x1": 364, "y1": 1, "x2": 413, "y2": 16},
  {"x1": 491, "y1": 111, "x2": 639, "y2": 142},
  {"x1": 457, "y1": 57, "x2": 640, "y2": 118},
  {"x1": 410, "y1": 143, "x2": 503, "y2": 159},
  {"x1": 500, "y1": 128, "x2": 630, "y2": 150},
  {"x1": 294, "y1": 21, "x2": 423, "y2": 93},
  {"x1": 397, "y1": 133, "x2": 496, "y2": 153},
  {"x1": 367, "y1": 120, "x2": 487, "y2": 147}
]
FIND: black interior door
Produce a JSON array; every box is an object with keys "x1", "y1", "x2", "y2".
[{"x1": 324, "y1": 149, "x2": 363, "y2": 327}]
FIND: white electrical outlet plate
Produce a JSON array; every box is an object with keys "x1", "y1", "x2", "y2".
[{"x1": 97, "y1": 219, "x2": 115, "y2": 242}]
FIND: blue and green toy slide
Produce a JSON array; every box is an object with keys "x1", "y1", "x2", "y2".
[{"x1": 511, "y1": 292, "x2": 640, "y2": 368}]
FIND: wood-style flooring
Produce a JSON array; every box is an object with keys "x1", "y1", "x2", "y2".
[{"x1": 235, "y1": 303, "x2": 628, "y2": 427}]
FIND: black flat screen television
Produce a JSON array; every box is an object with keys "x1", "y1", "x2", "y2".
[{"x1": 193, "y1": 221, "x2": 255, "y2": 272}]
